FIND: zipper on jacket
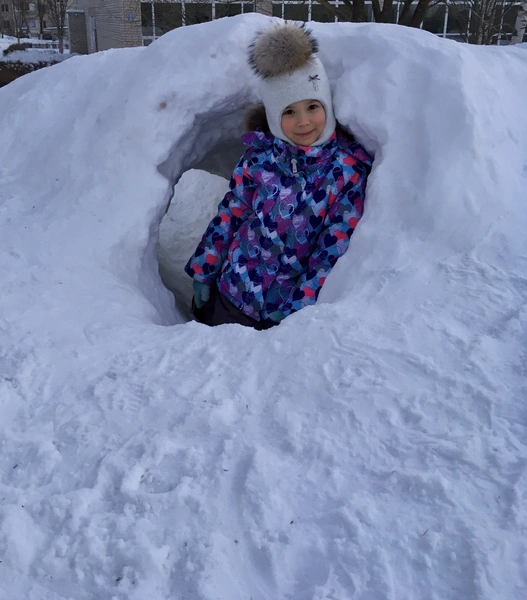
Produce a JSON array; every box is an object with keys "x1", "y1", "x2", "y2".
[{"x1": 291, "y1": 158, "x2": 298, "y2": 174}]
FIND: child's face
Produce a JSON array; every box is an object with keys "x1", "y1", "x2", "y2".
[{"x1": 281, "y1": 99, "x2": 326, "y2": 146}]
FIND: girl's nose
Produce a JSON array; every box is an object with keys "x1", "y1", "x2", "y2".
[{"x1": 297, "y1": 112, "x2": 310, "y2": 126}]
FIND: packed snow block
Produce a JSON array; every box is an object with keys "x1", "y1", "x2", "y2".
[{"x1": 0, "y1": 13, "x2": 526, "y2": 341}]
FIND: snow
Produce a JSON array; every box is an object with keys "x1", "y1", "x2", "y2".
[
  {"x1": 0, "y1": 35, "x2": 70, "y2": 62},
  {"x1": 1, "y1": 35, "x2": 69, "y2": 64},
  {"x1": 2, "y1": 35, "x2": 41, "y2": 50},
  {"x1": 2, "y1": 48, "x2": 68, "y2": 64},
  {"x1": 0, "y1": 35, "x2": 22, "y2": 52},
  {"x1": 1, "y1": 14, "x2": 527, "y2": 600}
]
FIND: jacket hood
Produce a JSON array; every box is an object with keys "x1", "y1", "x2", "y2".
[{"x1": 242, "y1": 104, "x2": 372, "y2": 171}]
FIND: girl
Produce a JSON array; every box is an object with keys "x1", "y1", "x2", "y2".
[{"x1": 185, "y1": 23, "x2": 372, "y2": 329}]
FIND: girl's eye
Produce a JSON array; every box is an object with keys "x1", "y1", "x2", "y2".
[
  {"x1": 283, "y1": 109, "x2": 294, "y2": 116},
  {"x1": 309, "y1": 104, "x2": 320, "y2": 111}
]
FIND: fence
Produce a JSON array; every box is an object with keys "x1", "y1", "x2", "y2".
[
  {"x1": 2, "y1": 37, "x2": 70, "y2": 51},
  {"x1": 140, "y1": 0, "x2": 525, "y2": 46},
  {"x1": 28, "y1": 39, "x2": 70, "y2": 50}
]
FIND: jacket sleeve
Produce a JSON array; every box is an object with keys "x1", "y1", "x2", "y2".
[
  {"x1": 283, "y1": 162, "x2": 369, "y2": 316},
  {"x1": 185, "y1": 153, "x2": 255, "y2": 284}
]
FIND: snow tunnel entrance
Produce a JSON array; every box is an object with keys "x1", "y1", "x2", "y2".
[{"x1": 156, "y1": 126, "x2": 246, "y2": 321}]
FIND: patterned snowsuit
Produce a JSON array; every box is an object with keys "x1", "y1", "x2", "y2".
[{"x1": 185, "y1": 129, "x2": 372, "y2": 322}]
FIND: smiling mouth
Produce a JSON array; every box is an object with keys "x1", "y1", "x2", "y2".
[{"x1": 295, "y1": 130, "x2": 315, "y2": 137}]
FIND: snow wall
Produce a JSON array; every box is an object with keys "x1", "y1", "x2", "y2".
[
  {"x1": 0, "y1": 14, "x2": 525, "y2": 341},
  {"x1": 1, "y1": 13, "x2": 527, "y2": 600}
]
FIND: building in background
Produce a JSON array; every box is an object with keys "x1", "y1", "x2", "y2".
[
  {"x1": 1, "y1": 1, "x2": 69, "y2": 46},
  {"x1": 69, "y1": 0, "x2": 273, "y2": 53},
  {"x1": 68, "y1": 0, "x2": 526, "y2": 55},
  {"x1": 1, "y1": 2, "x2": 15, "y2": 36},
  {"x1": 1, "y1": 1, "x2": 42, "y2": 38},
  {"x1": 71, "y1": 0, "x2": 142, "y2": 53}
]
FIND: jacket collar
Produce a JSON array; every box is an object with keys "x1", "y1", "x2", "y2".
[{"x1": 242, "y1": 129, "x2": 339, "y2": 177}]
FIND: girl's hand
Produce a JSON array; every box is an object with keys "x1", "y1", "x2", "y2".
[
  {"x1": 193, "y1": 281, "x2": 211, "y2": 309},
  {"x1": 268, "y1": 310, "x2": 286, "y2": 323}
]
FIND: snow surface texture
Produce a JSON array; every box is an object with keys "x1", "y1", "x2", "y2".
[
  {"x1": 1, "y1": 49, "x2": 68, "y2": 64},
  {"x1": 0, "y1": 36, "x2": 69, "y2": 63},
  {"x1": 1, "y1": 13, "x2": 527, "y2": 600},
  {"x1": 0, "y1": 36, "x2": 28, "y2": 52}
]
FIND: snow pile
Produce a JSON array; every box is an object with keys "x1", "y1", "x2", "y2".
[
  {"x1": 0, "y1": 35, "x2": 25, "y2": 52},
  {"x1": 1, "y1": 14, "x2": 527, "y2": 600},
  {"x1": 1, "y1": 48, "x2": 68, "y2": 64}
]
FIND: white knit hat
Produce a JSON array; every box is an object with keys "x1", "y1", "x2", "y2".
[{"x1": 248, "y1": 23, "x2": 336, "y2": 146}]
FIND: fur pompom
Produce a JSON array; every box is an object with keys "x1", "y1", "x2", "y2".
[{"x1": 248, "y1": 23, "x2": 318, "y2": 80}]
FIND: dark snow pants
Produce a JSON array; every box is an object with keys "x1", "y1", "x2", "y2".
[{"x1": 191, "y1": 283, "x2": 277, "y2": 331}]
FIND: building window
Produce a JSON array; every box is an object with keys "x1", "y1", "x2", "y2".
[
  {"x1": 142, "y1": 1, "x2": 254, "y2": 43},
  {"x1": 1, "y1": 3, "x2": 10, "y2": 12},
  {"x1": 141, "y1": 0, "x2": 527, "y2": 47},
  {"x1": 184, "y1": 2, "x2": 212, "y2": 24}
]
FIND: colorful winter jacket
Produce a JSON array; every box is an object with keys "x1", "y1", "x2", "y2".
[{"x1": 185, "y1": 128, "x2": 372, "y2": 321}]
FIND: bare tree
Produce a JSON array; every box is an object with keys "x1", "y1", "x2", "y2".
[
  {"x1": 311, "y1": 0, "x2": 443, "y2": 27},
  {"x1": 397, "y1": 0, "x2": 445, "y2": 26},
  {"x1": 448, "y1": 0, "x2": 518, "y2": 44},
  {"x1": 11, "y1": 0, "x2": 30, "y2": 40},
  {"x1": 44, "y1": 0, "x2": 72, "y2": 52},
  {"x1": 8, "y1": 0, "x2": 19, "y2": 40},
  {"x1": 310, "y1": 0, "x2": 366, "y2": 21},
  {"x1": 510, "y1": 0, "x2": 527, "y2": 42},
  {"x1": 36, "y1": 0, "x2": 47, "y2": 39},
  {"x1": 142, "y1": 0, "x2": 246, "y2": 40}
]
